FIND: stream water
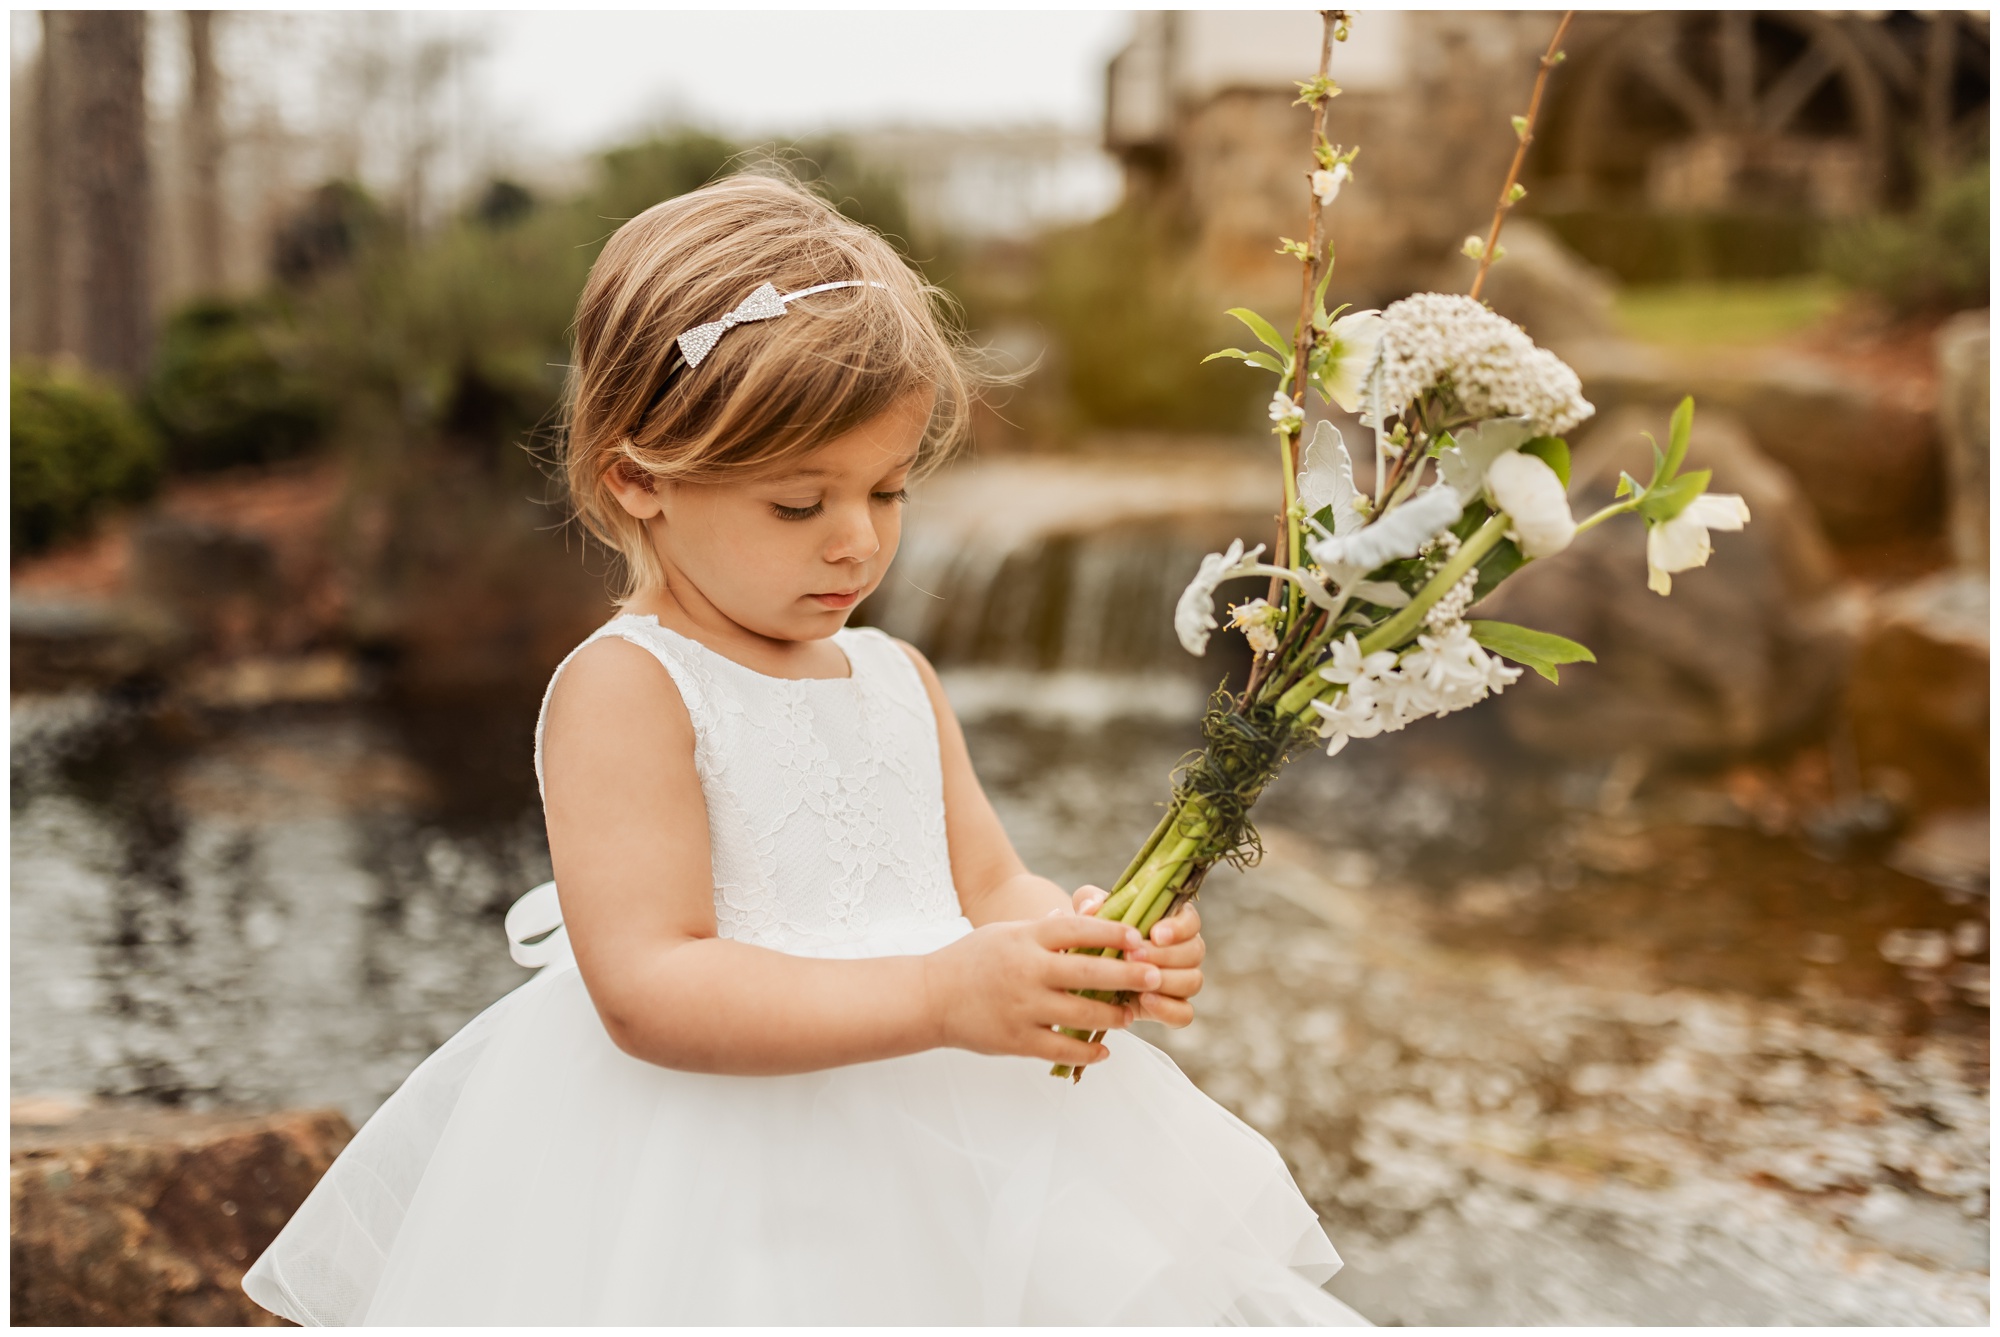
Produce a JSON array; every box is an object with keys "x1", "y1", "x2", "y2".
[{"x1": 9, "y1": 668, "x2": 1987, "y2": 1323}]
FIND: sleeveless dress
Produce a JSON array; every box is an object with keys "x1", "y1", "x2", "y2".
[{"x1": 242, "y1": 614, "x2": 1369, "y2": 1325}]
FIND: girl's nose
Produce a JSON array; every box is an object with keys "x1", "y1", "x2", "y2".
[{"x1": 825, "y1": 502, "x2": 881, "y2": 563}]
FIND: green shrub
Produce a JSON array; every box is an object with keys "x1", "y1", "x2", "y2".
[
  {"x1": 1026, "y1": 210, "x2": 1263, "y2": 433},
  {"x1": 145, "y1": 299, "x2": 331, "y2": 472},
  {"x1": 1824, "y1": 164, "x2": 1989, "y2": 315},
  {"x1": 11, "y1": 363, "x2": 163, "y2": 555}
]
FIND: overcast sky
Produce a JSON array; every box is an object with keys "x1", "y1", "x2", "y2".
[{"x1": 467, "y1": 11, "x2": 1133, "y2": 155}]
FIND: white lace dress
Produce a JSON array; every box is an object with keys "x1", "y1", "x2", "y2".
[{"x1": 242, "y1": 614, "x2": 1368, "y2": 1325}]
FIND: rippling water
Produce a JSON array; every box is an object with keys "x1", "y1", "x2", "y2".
[{"x1": 9, "y1": 678, "x2": 1988, "y2": 1322}]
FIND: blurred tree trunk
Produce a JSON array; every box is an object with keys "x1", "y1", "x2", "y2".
[
  {"x1": 44, "y1": 10, "x2": 154, "y2": 385},
  {"x1": 184, "y1": 11, "x2": 225, "y2": 295}
]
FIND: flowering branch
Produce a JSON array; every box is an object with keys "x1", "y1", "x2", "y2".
[
  {"x1": 1271, "y1": 10, "x2": 1350, "y2": 611},
  {"x1": 1466, "y1": 11, "x2": 1574, "y2": 300}
]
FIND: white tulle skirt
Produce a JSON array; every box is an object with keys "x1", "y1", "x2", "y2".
[{"x1": 243, "y1": 917, "x2": 1368, "y2": 1326}]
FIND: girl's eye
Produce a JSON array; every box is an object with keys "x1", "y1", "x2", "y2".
[
  {"x1": 872, "y1": 488, "x2": 910, "y2": 505},
  {"x1": 770, "y1": 501, "x2": 823, "y2": 521}
]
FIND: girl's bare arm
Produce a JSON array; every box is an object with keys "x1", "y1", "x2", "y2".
[{"x1": 540, "y1": 637, "x2": 1159, "y2": 1076}]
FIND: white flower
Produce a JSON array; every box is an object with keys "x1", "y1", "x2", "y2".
[
  {"x1": 1311, "y1": 623, "x2": 1521, "y2": 756},
  {"x1": 1312, "y1": 161, "x2": 1352, "y2": 207},
  {"x1": 1269, "y1": 392, "x2": 1304, "y2": 434},
  {"x1": 1228, "y1": 598, "x2": 1282, "y2": 654},
  {"x1": 1646, "y1": 493, "x2": 1750, "y2": 595},
  {"x1": 1372, "y1": 293, "x2": 1593, "y2": 436},
  {"x1": 1436, "y1": 416, "x2": 1535, "y2": 503},
  {"x1": 1176, "y1": 539, "x2": 1264, "y2": 655},
  {"x1": 1307, "y1": 484, "x2": 1463, "y2": 577},
  {"x1": 1317, "y1": 309, "x2": 1383, "y2": 414},
  {"x1": 1485, "y1": 450, "x2": 1576, "y2": 559}
]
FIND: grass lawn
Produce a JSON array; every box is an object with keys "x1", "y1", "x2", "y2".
[{"x1": 1611, "y1": 276, "x2": 1847, "y2": 348}]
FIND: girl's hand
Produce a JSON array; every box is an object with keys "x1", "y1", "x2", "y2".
[
  {"x1": 923, "y1": 914, "x2": 1159, "y2": 1069},
  {"x1": 1071, "y1": 885, "x2": 1205, "y2": 1029}
]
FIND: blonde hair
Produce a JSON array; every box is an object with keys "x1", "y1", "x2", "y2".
[{"x1": 559, "y1": 171, "x2": 976, "y2": 601}]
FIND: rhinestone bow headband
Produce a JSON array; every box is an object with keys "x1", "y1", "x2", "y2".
[{"x1": 675, "y1": 279, "x2": 889, "y2": 369}]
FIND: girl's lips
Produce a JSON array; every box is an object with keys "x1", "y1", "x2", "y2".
[{"x1": 809, "y1": 589, "x2": 862, "y2": 610}]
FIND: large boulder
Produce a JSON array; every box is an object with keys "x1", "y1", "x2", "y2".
[
  {"x1": 1461, "y1": 219, "x2": 1620, "y2": 349},
  {"x1": 10, "y1": 1100, "x2": 352, "y2": 1326},
  {"x1": 1935, "y1": 310, "x2": 1989, "y2": 571},
  {"x1": 1479, "y1": 403, "x2": 1848, "y2": 761},
  {"x1": 1845, "y1": 572, "x2": 1988, "y2": 814},
  {"x1": 1567, "y1": 341, "x2": 1943, "y2": 546}
]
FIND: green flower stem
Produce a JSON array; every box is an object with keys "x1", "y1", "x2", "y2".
[
  {"x1": 1272, "y1": 512, "x2": 1511, "y2": 718},
  {"x1": 1107, "y1": 808, "x2": 1176, "y2": 898},
  {"x1": 1574, "y1": 496, "x2": 1638, "y2": 534}
]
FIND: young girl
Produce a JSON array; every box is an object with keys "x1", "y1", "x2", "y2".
[{"x1": 243, "y1": 173, "x2": 1368, "y2": 1326}]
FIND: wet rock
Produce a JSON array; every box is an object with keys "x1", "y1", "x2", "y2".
[
  {"x1": 10, "y1": 597, "x2": 181, "y2": 693},
  {"x1": 1888, "y1": 810, "x2": 1990, "y2": 904},
  {"x1": 1479, "y1": 404, "x2": 1848, "y2": 761},
  {"x1": 1568, "y1": 340, "x2": 1942, "y2": 545},
  {"x1": 1463, "y1": 220, "x2": 1620, "y2": 349},
  {"x1": 128, "y1": 517, "x2": 281, "y2": 661},
  {"x1": 10, "y1": 1100, "x2": 351, "y2": 1326},
  {"x1": 1936, "y1": 311, "x2": 1989, "y2": 570},
  {"x1": 1844, "y1": 573, "x2": 1988, "y2": 813}
]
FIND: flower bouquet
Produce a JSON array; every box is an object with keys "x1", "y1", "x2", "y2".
[{"x1": 1052, "y1": 10, "x2": 1751, "y2": 1079}]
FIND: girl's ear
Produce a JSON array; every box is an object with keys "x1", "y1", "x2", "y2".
[{"x1": 605, "y1": 452, "x2": 663, "y2": 520}]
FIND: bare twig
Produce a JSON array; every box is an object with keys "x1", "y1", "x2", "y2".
[{"x1": 1468, "y1": 11, "x2": 1574, "y2": 301}]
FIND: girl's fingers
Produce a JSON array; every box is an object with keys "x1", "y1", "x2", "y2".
[
  {"x1": 1136, "y1": 992, "x2": 1195, "y2": 1028},
  {"x1": 1072, "y1": 884, "x2": 1109, "y2": 916},
  {"x1": 1031, "y1": 1030, "x2": 1109, "y2": 1067},
  {"x1": 1149, "y1": 902, "x2": 1201, "y2": 948},
  {"x1": 1148, "y1": 966, "x2": 1203, "y2": 1001},
  {"x1": 1036, "y1": 914, "x2": 1142, "y2": 955},
  {"x1": 1046, "y1": 995, "x2": 1131, "y2": 1034},
  {"x1": 1127, "y1": 934, "x2": 1204, "y2": 968},
  {"x1": 1049, "y1": 953, "x2": 1159, "y2": 996}
]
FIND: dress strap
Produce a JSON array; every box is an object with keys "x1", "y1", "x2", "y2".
[{"x1": 530, "y1": 615, "x2": 710, "y2": 807}]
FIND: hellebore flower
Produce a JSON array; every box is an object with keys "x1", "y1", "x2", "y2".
[
  {"x1": 1485, "y1": 450, "x2": 1576, "y2": 559},
  {"x1": 1647, "y1": 493, "x2": 1751, "y2": 595},
  {"x1": 1317, "y1": 309, "x2": 1384, "y2": 414}
]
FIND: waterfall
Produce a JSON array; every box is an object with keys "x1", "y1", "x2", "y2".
[{"x1": 858, "y1": 444, "x2": 1282, "y2": 722}]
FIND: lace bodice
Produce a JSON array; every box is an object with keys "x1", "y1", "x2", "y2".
[{"x1": 528, "y1": 615, "x2": 965, "y2": 959}]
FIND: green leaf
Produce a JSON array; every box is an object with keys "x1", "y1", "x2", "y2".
[
  {"x1": 1307, "y1": 503, "x2": 1337, "y2": 537},
  {"x1": 1225, "y1": 307, "x2": 1290, "y2": 359},
  {"x1": 1663, "y1": 396, "x2": 1694, "y2": 480},
  {"x1": 1203, "y1": 347, "x2": 1287, "y2": 375},
  {"x1": 1615, "y1": 472, "x2": 1640, "y2": 499},
  {"x1": 1313, "y1": 261, "x2": 1337, "y2": 321},
  {"x1": 1468, "y1": 536, "x2": 1526, "y2": 605},
  {"x1": 1468, "y1": 620, "x2": 1596, "y2": 683},
  {"x1": 1520, "y1": 436, "x2": 1570, "y2": 488},
  {"x1": 1637, "y1": 469, "x2": 1711, "y2": 525}
]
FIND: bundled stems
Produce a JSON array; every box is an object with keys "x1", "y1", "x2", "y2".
[{"x1": 1467, "y1": 11, "x2": 1574, "y2": 300}]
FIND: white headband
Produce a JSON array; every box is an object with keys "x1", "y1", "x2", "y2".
[{"x1": 675, "y1": 280, "x2": 889, "y2": 369}]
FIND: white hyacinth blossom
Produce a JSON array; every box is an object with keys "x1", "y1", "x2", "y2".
[
  {"x1": 1307, "y1": 484, "x2": 1463, "y2": 577},
  {"x1": 1310, "y1": 624, "x2": 1523, "y2": 756},
  {"x1": 1317, "y1": 309, "x2": 1384, "y2": 414},
  {"x1": 1372, "y1": 293, "x2": 1593, "y2": 436},
  {"x1": 1647, "y1": 493, "x2": 1751, "y2": 595},
  {"x1": 1485, "y1": 450, "x2": 1576, "y2": 559}
]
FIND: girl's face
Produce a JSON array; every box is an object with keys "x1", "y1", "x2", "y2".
[{"x1": 612, "y1": 391, "x2": 930, "y2": 644}]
